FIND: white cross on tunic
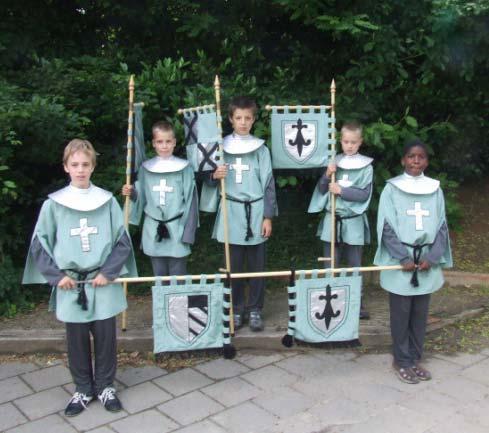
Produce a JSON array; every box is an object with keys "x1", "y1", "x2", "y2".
[
  {"x1": 153, "y1": 179, "x2": 173, "y2": 205},
  {"x1": 70, "y1": 218, "x2": 98, "y2": 252},
  {"x1": 230, "y1": 158, "x2": 249, "y2": 184},
  {"x1": 338, "y1": 174, "x2": 353, "y2": 188},
  {"x1": 407, "y1": 202, "x2": 430, "y2": 231}
]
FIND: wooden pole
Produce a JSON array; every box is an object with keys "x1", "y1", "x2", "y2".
[
  {"x1": 330, "y1": 79, "x2": 337, "y2": 270},
  {"x1": 214, "y1": 75, "x2": 234, "y2": 334},
  {"x1": 121, "y1": 75, "x2": 135, "y2": 331}
]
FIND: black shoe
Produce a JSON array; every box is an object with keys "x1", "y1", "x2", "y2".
[
  {"x1": 98, "y1": 387, "x2": 122, "y2": 412},
  {"x1": 234, "y1": 313, "x2": 244, "y2": 329},
  {"x1": 249, "y1": 310, "x2": 264, "y2": 332},
  {"x1": 64, "y1": 392, "x2": 93, "y2": 417}
]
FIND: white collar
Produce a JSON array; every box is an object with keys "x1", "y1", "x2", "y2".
[
  {"x1": 223, "y1": 133, "x2": 264, "y2": 155},
  {"x1": 389, "y1": 173, "x2": 440, "y2": 195},
  {"x1": 335, "y1": 153, "x2": 373, "y2": 169},
  {"x1": 142, "y1": 156, "x2": 189, "y2": 173},
  {"x1": 49, "y1": 184, "x2": 112, "y2": 211}
]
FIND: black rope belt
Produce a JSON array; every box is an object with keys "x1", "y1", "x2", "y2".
[
  {"x1": 149, "y1": 213, "x2": 184, "y2": 242},
  {"x1": 334, "y1": 213, "x2": 363, "y2": 244},
  {"x1": 226, "y1": 195, "x2": 263, "y2": 241},
  {"x1": 65, "y1": 267, "x2": 100, "y2": 311},
  {"x1": 401, "y1": 242, "x2": 430, "y2": 287}
]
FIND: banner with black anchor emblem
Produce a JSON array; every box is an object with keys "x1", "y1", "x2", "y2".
[
  {"x1": 270, "y1": 106, "x2": 335, "y2": 169},
  {"x1": 282, "y1": 270, "x2": 361, "y2": 347},
  {"x1": 152, "y1": 275, "x2": 235, "y2": 357}
]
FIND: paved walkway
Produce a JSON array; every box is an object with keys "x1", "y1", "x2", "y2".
[{"x1": 1, "y1": 347, "x2": 489, "y2": 433}]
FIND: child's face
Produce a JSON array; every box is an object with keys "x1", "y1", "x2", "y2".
[
  {"x1": 153, "y1": 129, "x2": 176, "y2": 158},
  {"x1": 402, "y1": 145, "x2": 428, "y2": 176},
  {"x1": 64, "y1": 150, "x2": 94, "y2": 189},
  {"x1": 341, "y1": 130, "x2": 363, "y2": 156},
  {"x1": 229, "y1": 108, "x2": 255, "y2": 136}
]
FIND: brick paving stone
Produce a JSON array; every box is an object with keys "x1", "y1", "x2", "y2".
[
  {"x1": 434, "y1": 375, "x2": 489, "y2": 402},
  {"x1": 86, "y1": 428, "x2": 115, "y2": 433},
  {"x1": 194, "y1": 359, "x2": 249, "y2": 380},
  {"x1": 0, "y1": 363, "x2": 39, "y2": 381},
  {"x1": 65, "y1": 401, "x2": 127, "y2": 431},
  {"x1": 14, "y1": 386, "x2": 71, "y2": 420},
  {"x1": 252, "y1": 385, "x2": 316, "y2": 418},
  {"x1": 308, "y1": 398, "x2": 374, "y2": 425},
  {"x1": 422, "y1": 413, "x2": 489, "y2": 433},
  {"x1": 116, "y1": 365, "x2": 167, "y2": 386},
  {"x1": 119, "y1": 381, "x2": 172, "y2": 414},
  {"x1": 153, "y1": 368, "x2": 213, "y2": 396},
  {"x1": 157, "y1": 390, "x2": 224, "y2": 425},
  {"x1": 172, "y1": 419, "x2": 227, "y2": 433},
  {"x1": 274, "y1": 354, "x2": 329, "y2": 378},
  {"x1": 398, "y1": 388, "x2": 461, "y2": 421},
  {"x1": 459, "y1": 396, "x2": 489, "y2": 428},
  {"x1": 433, "y1": 352, "x2": 488, "y2": 367},
  {"x1": 346, "y1": 383, "x2": 405, "y2": 411},
  {"x1": 262, "y1": 412, "x2": 324, "y2": 433},
  {"x1": 7, "y1": 414, "x2": 77, "y2": 433},
  {"x1": 461, "y1": 358, "x2": 489, "y2": 386},
  {"x1": 0, "y1": 376, "x2": 33, "y2": 404},
  {"x1": 21, "y1": 365, "x2": 72, "y2": 392},
  {"x1": 0, "y1": 402, "x2": 27, "y2": 431},
  {"x1": 201, "y1": 377, "x2": 261, "y2": 407},
  {"x1": 211, "y1": 401, "x2": 277, "y2": 433},
  {"x1": 110, "y1": 409, "x2": 178, "y2": 433},
  {"x1": 309, "y1": 351, "x2": 358, "y2": 364},
  {"x1": 237, "y1": 353, "x2": 284, "y2": 369},
  {"x1": 241, "y1": 365, "x2": 300, "y2": 390}
]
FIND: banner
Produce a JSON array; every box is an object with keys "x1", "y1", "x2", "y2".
[
  {"x1": 270, "y1": 106, "x2": 335, "y2": 169},
  {"x1": 183, "y1": 108, "x2": 221, "y2": 173},
  {"x1": 152, "y1": 276, "x2": 233, "y2": 354},
  {"x1": 283, "y1": 271, "x2": 361, "y2": 345}
]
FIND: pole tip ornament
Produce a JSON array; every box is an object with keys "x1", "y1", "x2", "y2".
[
  {"x1": 330, "y1": 79, "x2": 336, "y2": 90},
  {"x1": 129, "y1": 75, "x2": 135, "y2": 89},
  {"x1": 214, "y1": 75, "x2": 220, "y2": 87}
]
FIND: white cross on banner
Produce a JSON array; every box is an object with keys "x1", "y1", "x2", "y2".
[
  {"x1": 153, "y1": 179, "x2": 173, "y2": 205},
  {"x1": 70, "y1": 218, "x2": 98, "y2": 252},
  {"x1": 406, "y1": 201, "x2": 430, "y2": 231},
  {"x1": 230, "y1": 158, "x2": 249, "y2": 184}
]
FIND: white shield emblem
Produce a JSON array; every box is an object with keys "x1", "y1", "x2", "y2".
[
  {"x1": 168, "y1": 294, "x2": 209, "y2": 343},
  {"x1": 308, "y1": 284, "x2": 349, "y2": 336},
  {"x1": 283, "y1": 118, "x2": 317, "y2": 162}
]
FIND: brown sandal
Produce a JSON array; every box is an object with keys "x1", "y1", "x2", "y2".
[
  {"x1": 394, "y1": 366, "x2": 419, "y2": 384},
  {"x1": 411, "y1": 364, "x2": 432, "y2": 381}
]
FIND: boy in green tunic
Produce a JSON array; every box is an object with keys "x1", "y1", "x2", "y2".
[
  {"x1": 374, "y1": 139, "x2": 452, "y2": 384},
  {"x1": 122, "y1": 121, "x2": 198, "y2": 278},
  {"x1": 23, "y1": 139, "x2": 137, "y2": 416},
  {"x1": 205, "y1": 96, "x2": 278, "y2": 331},
  {"x1": 308, "y1": 121, "x2": 373, "y2": 319}
]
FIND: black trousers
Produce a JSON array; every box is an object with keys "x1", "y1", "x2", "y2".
[
  {"x1": 389, "y1": 292, "x2": 431, "y2": 368},
  {"x1": 65, "y1": 316, "x2": 117, "y2": 396},
  {"x1": 230, "y1": 243, "x2": 266, "y2": 314},
  {"x1": 150, "y1": 256, "x2": 187, "y2": 285}
]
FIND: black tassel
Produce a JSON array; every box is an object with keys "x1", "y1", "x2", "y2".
[
  {"x1": 282, "y1": 334, "x2": 294, "y2": 348},
  {"x1": 156, "y1": 221, "x2": 170, "y2": 242},
  {"x1": 77, "y1": 287, "x2": 88, "y2": 311},
  {"x1": 410, "y1": 269, "x2": 420, "y2": 287},
  {"x1": 223, "y1": 344, "x2": 236, "y2": 359}
]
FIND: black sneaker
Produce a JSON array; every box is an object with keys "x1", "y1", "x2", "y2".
[
  {"x1": 98, "y1": 387, "x2": 122, "y2": 412},
  {"x1": 64, "y1": 392, "x2": 93, "y2": 417},
  {"x1": 249, "y1": 310, "x2": 264, "y2": 332}
]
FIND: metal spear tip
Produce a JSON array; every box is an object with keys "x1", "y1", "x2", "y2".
[{"x1": 330, "y1": 78, "x2": 336, "y2": 90}]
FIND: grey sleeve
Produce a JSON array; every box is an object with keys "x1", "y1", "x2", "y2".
[
  {"x1": 130, "y1": 188, "x2": 138, "y2": 202},
  {"x1": 382, "y1": 222, "x2": 412, "y2": 264},
  {"x1": 30, "y1": 237, "x2": 65, "y2": 286},
  {"x1": 318, "y1": 174, "x2": 330, "y2": 195},
  {"x1": 182, "y1": 188, "x2": 199, "y2": 244},
  {"x1": 99, "y1": 232, "x2": 133, "y2": 280},
  {"x1": 263, "y1": 175, "x2": 278, "y2": 219},
  {"x1": 423, "y1": 222, "x2": 449, "y2": 265},
  {"x1": 340, "y1": 183, "x2": 372, "y2": 203}
]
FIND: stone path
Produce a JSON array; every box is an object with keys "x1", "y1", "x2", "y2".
[{"x1": 1, "y1": 348, "x2": 489, "y2": 433}]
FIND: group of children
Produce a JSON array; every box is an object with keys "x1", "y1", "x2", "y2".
[{"x1": 23, "y1": 95, "x2": 452, "y2": 417}]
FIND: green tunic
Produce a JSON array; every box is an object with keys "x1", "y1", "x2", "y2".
[
  {"x1": 201, "y1": 140, "x2": 275, "y2": 246},
  {"x1": 374, "y1": 175, "x2": 452, "y2": 296},
  {"x1": 308, "y1": 156, "x2": 373, "y2": 245},
  {"x1": 130, "y1": 157, "x2": 196, "y2": 258},
  {"x1": 23, "y1": 186, "x2": 137, "y2": 323}
]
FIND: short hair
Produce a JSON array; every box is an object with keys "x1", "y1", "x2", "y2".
[
  {"x1": 63, "y1": 139, "x2": 97, "y2": 166},
  {"x1": 341, "y1": 121, "x2": 363, "y2": 136},
  {"x1": 402, "y1": 137, "x2": 429, "y2": 157},
  {"x1": 228, "y1": 96, "x2": 258, "y2": 117},
  {"x1": 152, "y1": 120, "x2": 175, "y2": 138}
]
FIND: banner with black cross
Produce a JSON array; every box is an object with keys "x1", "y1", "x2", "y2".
[
  {"x1": 152, "y1": 275, "x2": 234, "y2": 357},
  {"x1": 182, "y1": 106, "x2": 221, "y2": 173},
  {"x1": 269, "y1": 106, "x2": 335, "y2": 169},
  {"x1": 282, "y1": 270, "x2": 361, "y2": 347}
]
